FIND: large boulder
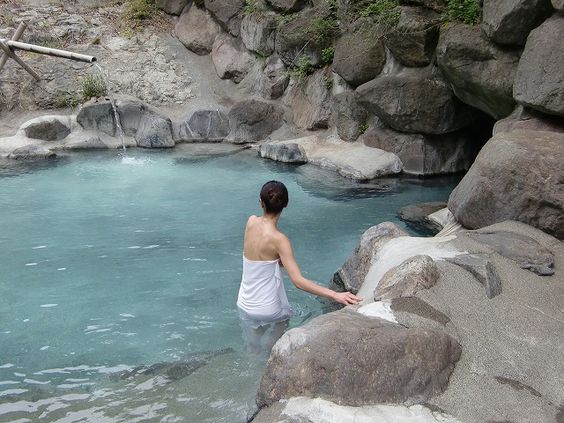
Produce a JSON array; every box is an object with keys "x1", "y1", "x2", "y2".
[
  {"x1": 287, "y1": 68, "x2": 332, "y2": 130},
  {"x1": 76, "y1": 98, "x2": 116, "y2": 136},
  {"x1": 174, "y1": 5, "x2": 222, "y2": 55},
  {"x1": 333, "y1": 24, "x2": 386, "y2": 87},
  {"x1": 553, "y1": 0, "x2": 564, "y2": 10},
  {"x1": 275, "y1": 5, "x2": 336, "y2": 67},
  {"x1": 257, "y1": 308, "x2": 462, "y2": 407},
  {"x1": 482, "y1": 0, "x2": 553, "y2": 47},
  {"x1": 261, "y1": 55, "x2": 290, "y2": 99},
  {"x1": 332, "y1": 91, "x2": 368, "y2": 142},
  {"x1": 375, "y1": 255, "x2": 440, "y2": 301},
  {"x1": 204, "y1": 0, "x2": 245, "y2": 36},
  {"x1": 227, "y1": 99, "x2": 284, "y2": 142},
  {"x1": 135, "y1": 112, "x2": 174, "y2": 148},
  {"x1": 21, "y1": 116, "x2": 71, "y2": 141},
  {"x1": 332, "y1": 222, "x2": 408, "y2": 293},
  {"x1": 174, "y1": 109, "x2": 230, "y2": 142},
  {"x1": 436, "y1": 23, "x2": 519, "y2": 119},
  {"x1": 156, "y1": 0, "x2": 191, "y2": 15},
  {"x1": 385, "y1": 6, "x2": 441, "y2": 67},
  {"x1": 240, "y1": 11, "x2": 277, "y2": 57},
  {"x1": 211, "y1": 34, "x2": 255, "y2": 83},
  {"x1": 361, "y1": 126, "x2": 477, "y2": 175},
  {"x1": 259, "y1": 143, "x2": 308, "y2": 163},
  {"x1": 513, "y1": 15, "x2": 564, "y2": 117},
  {"x1": 8, "y1": 145, "x2": 56, "y2": 160},
  {"x1": 356, "y1": 68, "x2": 478, "y2": 134},
  {"x1": 448, "y1": 130, "x2": 564, "y2": 239}
]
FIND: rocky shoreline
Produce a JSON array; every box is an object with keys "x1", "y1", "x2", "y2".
[{"x1": 1, "y1": 0, "x2": 563, "y2": 422}]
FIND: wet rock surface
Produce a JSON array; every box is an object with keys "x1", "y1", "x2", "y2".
[
  {"x1": 258, "y1": 142, "x2": 307, "y2": 163},
  {"x1": 21, "y1": 116, "x2": 71, "y2": 141},
  {"x1": 397, "y1": 201, "x2": 447, "y2": 235}
]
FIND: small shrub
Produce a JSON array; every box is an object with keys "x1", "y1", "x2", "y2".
[
  {"x1": 358, "y1": 123, "x2": 369, "y2": 135},
  {"x1": 80, "y1": 74, "x2": 107, "y2": 100},
  {"x1": 323, "y1": 75, "x2": 333, "y2": 90},
  {"x1": 443, "y1": 0, "x2": 481, "y2": 25},
  {"x1": 359, "y1": 0, "x2": 401, "y2": 26},
  {"x1": 275, "y1": 13, "x2": 295, "y2": 27},
  {"x1": 53, "y1": 90, "x2": 80, "y2": 109},
  {"x1": 243, "y1": 0, "x2": 258, "y2": 15},
  {"x1": 290, "y1": 55, "x2": 314, "y2": 80},
  {"x1": 125, "y1": 0, "x2": 156, "y2": 21},
  {"x1": 306, "y1": 16, "x2": 338, "y2": 43},
  {"x1": 321, "y1": 47, "x2": 335, "y2": 65}
]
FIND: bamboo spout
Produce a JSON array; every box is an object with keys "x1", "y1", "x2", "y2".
[{"x1": 0, "y1": 39, "x2": 96, "y2": 63}]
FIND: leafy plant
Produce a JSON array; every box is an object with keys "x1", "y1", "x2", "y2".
[
  {"x1": 443, "y1": 0, "x2": 481, "y2": 25},
  {"x1": 80, "y1": 74, "x2": 108, "y2": 100},
  {"x1": 306, "y1": 16, "x2": 338, "y2": 43},
  {"x1": 243, "y1": 0, "x2": 259, "y2": 15},
  {"x1": 359, "y1": 0, "x2": 401, "y2": 26},
  {"x1": 290, "y1": 55, "x2": 314, "y2": 80},
  {"x1": 125, "y1": 0, "x2": 156, "y2": 21},
  {"x1": 358, "y1": 123, "x2": 369, "y2": 135},
  {"x1": 53, "y1": 90, "x2": 81, "y2": 109},
  {"x1": 321, "y1": 47, "x2": 335, "y2": 65},
  {"x1": 323, "y1": 75, "x2": 333, "y2": 90}
]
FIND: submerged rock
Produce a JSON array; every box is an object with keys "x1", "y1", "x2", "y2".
[
  {"x1": 258, "y1": 142, "x2": 307, "y2": 163},
  {"x1": 257, "y1": 308, "x2": 461, "y2": 407},
  {"x1": 397, "y1": 202, "x2": 446, "y2": 236},
  {"x1": 436, "y1": 23, "x2": 519, "y2": 119},
  {"x1": 174, "y1": 5, "x2": 222, "y2": 55},
  {"x1": 513, "y1": 15, "x2": 564, "y2": 117},
  {"x1": 448, "y1": 130, "x2": 564, "y2": 239},
  {"x1": 375, "y1": 255, "x2": 440, "y2": 301},
  {"x1": 332, "y1": 222, "x2": 408, "y2": 293}
]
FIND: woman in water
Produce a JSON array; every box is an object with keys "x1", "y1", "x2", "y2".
[{"x1": 237, "y1": 180, "x2": 361, "y2": 353}]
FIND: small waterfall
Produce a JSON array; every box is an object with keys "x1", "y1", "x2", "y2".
[{"x1": 93, "y1": 63, "x2": 127, "y2": 155}]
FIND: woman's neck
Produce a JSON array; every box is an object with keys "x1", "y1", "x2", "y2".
[{"x1": 261, "y1": 213, "x2": 280, "y2": 226}]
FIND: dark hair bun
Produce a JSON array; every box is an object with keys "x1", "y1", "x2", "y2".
[{"x1": 260, "y1": 181, "x2": 289, "y2": 214}]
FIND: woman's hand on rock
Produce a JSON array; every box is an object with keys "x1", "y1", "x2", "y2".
[{"x1": 333, "y1": 291, "x2": 362, "y2": 305}]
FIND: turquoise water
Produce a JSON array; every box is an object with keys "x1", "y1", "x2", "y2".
[{"x1": 0, "y1": 145, "x2": 459, "y2": 422}]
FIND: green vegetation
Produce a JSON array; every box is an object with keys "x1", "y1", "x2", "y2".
[
  {"x1": 321, "y1": 47, "x2": 335, "y2": 65},
  {"x1": 290, "y1": 56, "x2": 314, "y2": 80},
  {"x1": 124, "y1": 0, "x2": 156, "y2": 21},
  {"x1": 243, "y1": 0, "x2": 260, "y2": 16},
  {"x1": 53, "y1": 90, "x2": 81, "y2": 109},
  {"x1": 358, "y1": 123, "x2": 369, "y2": 135},
  {"x1": 323, "y1": 75, "x2": 333, "y2": 90},
  {"x1": 443, "y1": 0, "x2": 481, "y2": 25},
  {"x1": 359, "y1": 0, "x2": 401, "y2": 26},
  {"x1": 306, "y1": 16, "x2": 339, "y2": 43},
  {"x1": 79, "y1": 74, "x2": 108, "y2": 101}
]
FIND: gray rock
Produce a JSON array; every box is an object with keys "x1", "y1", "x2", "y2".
[
  {"x1": 399, "y1": 0, "x2": 447, "y2": 12},
  {"x1": 8, "y1": 145, "x2": 56, "y2": 160},
  {"x1": 257, "y1": 308, "x2": 462, "y2": 407},
  {"x1": 174, "y1": 5, "x2": 222, "y2": 55},
  {"x1": 493, "y1": 106, "x2": 564, "y2": 135},
  {"x1": 156, "y1": 0, "x2": 191, "y2": 15},
  {"x1": 464, "y1": 231, "x2": 554, "y2": 276},
  {"x1": 287, "y1": 68, "x2": 332, "y2": 130},
  {"x1": 211, "y1": 34, "x2": 255, "y2": 83},
  {"x1": 22, "y1": 117, "x2": 71, "y2": 141},
  {"x1": 397, "y1": 201, "x2": 447, "y2": 236},
  {"x1": 274, "y1": 5, "x2": 335, "y2": 67},
  {"x1": 482, "y1": 0, "x2": 552, "y2": 46},
  {"x1": 333, "y1": 24, "x2": 386, "y2": 87},
  {"x1": 356, "y1": 69, "x2": 478, "y2": 134},
  {"x1": 360, "y1": 126, "x2": 476, "y2": 175},
  {"x1": 228, "y1": 99, "x2": 284, "y2": 142},
  {"x1": 448, "y1": 130, "x2": 564, "y2": 240},
  {"x1": 114, "y1": 96, "x2": 145, "y2": 136},
  {"x1": 259, "y1": 142, "x2": 308, "y2": 163},
  {"x1": 76, "y1": 98, "x2": 116, "y2": 136},
  {"x1": 391, "y1": 297, "x2": 451, "y2": 326},
  {"x1": 385, "y1": 6, "x2": 441, "y2": 67},
  {"x1": 513, "y1": 15, "x2": 564, "y2": 117},
  {"x1": 332, "y1": 222, "x2": 408, "y2": 293},
  {"x1": 445, "y1": 254, "x2": 502, "y2": 298},
  {"x1": 135, "y1": 112, "x2": 174, "y2": 148},
  {"x1": 266, "y1": 0, "x2": 306, "y2": 12},
  {"x1": 240, "y1": 12, "x2": 277, "y2": 57},
  {"x1": 552, "y1": 0, "x2": 564, "y2": 10},
  {"x1": 261, "y1": 55, "x2": 290, "y2": 99},
  {"x1": 332, "y1": 91, "x2": 368, "y2": 142},
  {"x1": 375, "y1": 255, "x2": 440, "y2": 300},
  {"x1": 174, "y1": 109, "x2": 230, "y2": 142},
  {"x1": 204, "y1": 0, "x2": 245, "y2": 36},
  {"x1": 436, "y1": 23, "x2": 519, "y2": 119}
]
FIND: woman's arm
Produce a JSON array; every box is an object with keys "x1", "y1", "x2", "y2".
[{"x1": 276, "y1": 234, "x2": 361, "y2": 306}]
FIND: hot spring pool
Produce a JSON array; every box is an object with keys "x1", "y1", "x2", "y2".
[{"x1": 0, "y1": 145, "x2": 460, "y2": 422}]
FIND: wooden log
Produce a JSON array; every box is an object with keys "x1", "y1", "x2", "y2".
[
  {"x1": 0, "y1": 39, "x2": 41, "y2": 81},
  {"x1": 0, "y1": 39, "x2": 96, "y2": 63},
  {"x1": 0, "y1": 21, "x2": 27, "y2": 72}
]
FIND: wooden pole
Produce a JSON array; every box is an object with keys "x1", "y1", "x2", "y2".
[
  {"x1": 0, "y1": 21, "x2": 27, "y2": 72},
  {"x1": 0, "y1": 39, "x2": 41, "y2": 81},
  {"x1": 0, "y1": 40, "x2": 96, "y2": 63}
]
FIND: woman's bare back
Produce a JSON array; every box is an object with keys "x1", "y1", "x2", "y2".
[{"x1": 243, "y1": 215, "x2": 283, "y2": 261}]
